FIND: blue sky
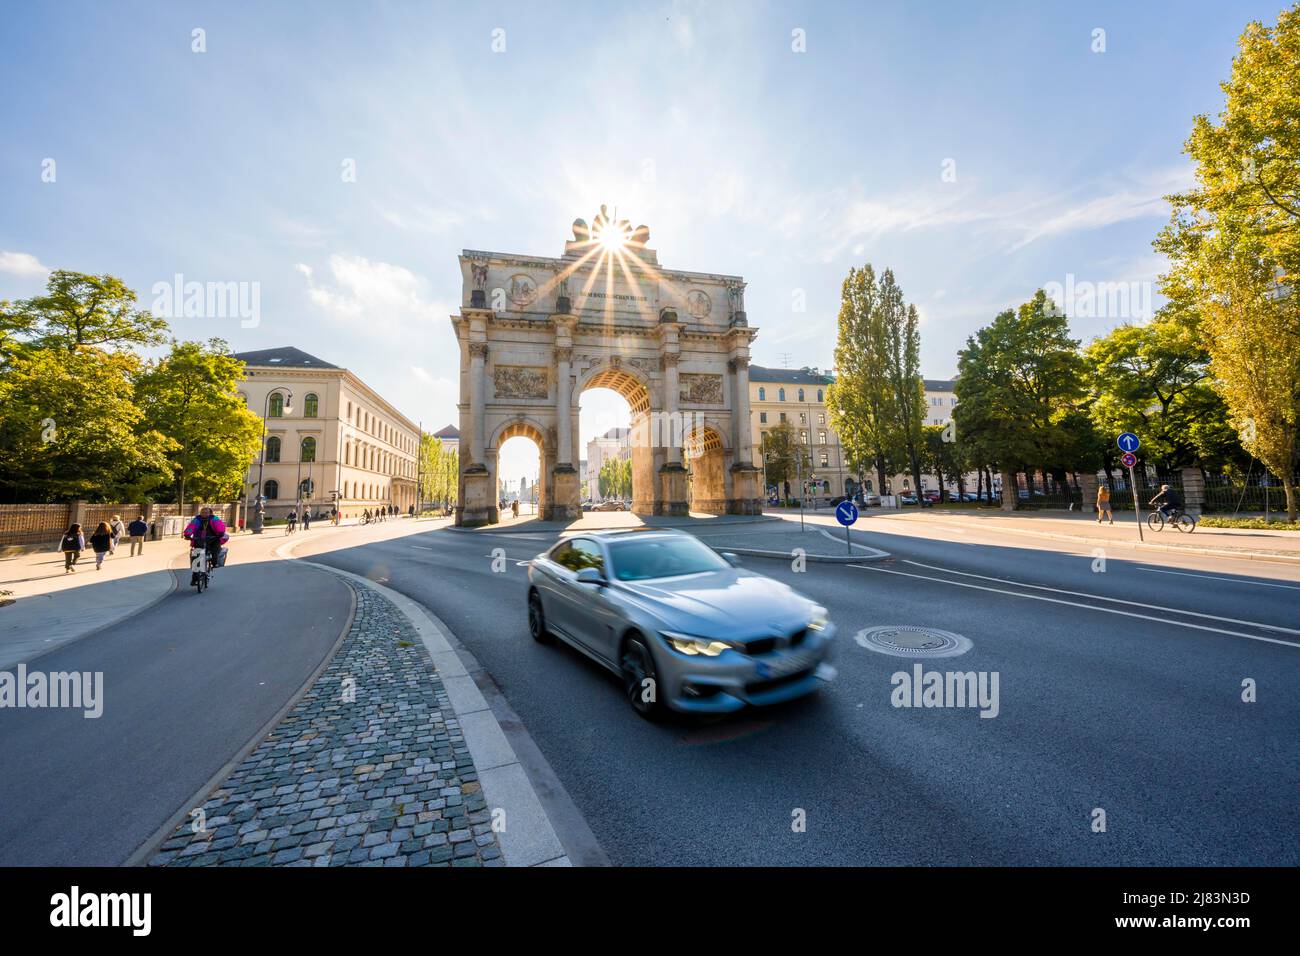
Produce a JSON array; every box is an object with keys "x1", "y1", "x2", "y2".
[{"x1": 0, "y1": 0, "x2": 1283, "y2": 483}]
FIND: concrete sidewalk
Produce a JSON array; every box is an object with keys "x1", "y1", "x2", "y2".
[{"x1": 861, "y1": 507, "x2": 1300, "y2": 563}]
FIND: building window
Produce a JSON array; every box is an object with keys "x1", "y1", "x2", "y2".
[
  {"x1": 344, "y1": 444, "x2": 350, "y2": 465},
  {"x1": 304, "y1": 393, "x2": 319, "y2": 417},
  {"x1": 301, "y1": 436, "x2": 316, "y2": 463},
  {"x1": 264, "y1": 479, "x2": 279, "y2": 500},
  {"x1": 799, "y1": 413, "x2": 807, "y2": 425},
  {"x1": 779, "y1": 388, "x2": 785, "y2": 401},
  {"x1": 798, "y1": 388, "x2": 805, "y2": 402},
  {"x1": 759, "y1": 412, "x2": 768, "y2": 424},
  {"x1": 299, "y1": 478, "x2": 314, "y2": 499},
  {"x1": 818, "y1": 413, "x2": 825, "y2": 425},
  {"x1": 268, "y1": 393, "x2": 284, "y2": 418},
  {"x1": 779, "y1": 412, "x2": 787, "y2": 422},
  {"x1": 819, "y1": 430, "x2": 827, "y2": 445},
  {"x1": 817, "y1": 389, "x2": 824, "y2": 402},
  {"x1": 800, "y1": 430, "x2": 808, "y2": 444},
  {"x1": 758, "y1": 387, "x2": 766, "y2": 401},
  {"x1": 265, "y1": 436, "x2": 281, "y2": 463},
  {"x1": 820, "y1": 453, "x2": 829, "y2": 467}
]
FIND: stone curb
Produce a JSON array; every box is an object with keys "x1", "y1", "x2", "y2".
[
  {"x1": 274, "y1": 540, "x2": 572, "y2": 867},
  {"x1": 445, "y1": 516, "x2": 780, "y2": 536}
]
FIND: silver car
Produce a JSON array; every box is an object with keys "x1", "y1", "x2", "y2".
[{"x1": 526, "y1": 529, "x2": 835, "y2": 719}]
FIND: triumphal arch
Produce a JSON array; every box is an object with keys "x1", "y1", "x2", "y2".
[{"x1": 452, "y1": 207, "x2": 762, "y2": 526}]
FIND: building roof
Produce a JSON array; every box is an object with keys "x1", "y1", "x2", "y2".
[
  {"x1": 231, "y1": 346, "x2": 339, "y2": 369},
  {"x1": 923, "y1": 378, "x2": 957, "y2": 392},
  {"x1": 750, "y1": 365, "x2": 834, "y2": 385},
  {"x1": 432, "y1": 424, "x2": 460, "y2": 439},
  {"x1": 591, "y1": 427, "x2": 630, "y2": 441}
]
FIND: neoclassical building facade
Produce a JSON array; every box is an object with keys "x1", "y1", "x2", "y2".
[{"x1": 452, "y1": 209, "x2": 762, "y2": 526}]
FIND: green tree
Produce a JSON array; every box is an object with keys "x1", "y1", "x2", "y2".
[
  {"x1": 1155, "y1": 5, "x2": 1300, "y2": 518},
  {"x1": 760, "y1": 419, "x2": 808, "y2": 498},
  {"x1": 134, "y1": 339, "x2": 263, "y2": 509},
  {"x1": 954, "y1": 291, "x2": 1088, "y2": 509},
  {"x1": 878, "y1": 270, "x2": 927, "y2": 502},
  {"x1": 0, "y1": 347, "x2": 172, "y2": 501},
  {"x1": 826, "y1": 264, "x2": 903, "y2": 495},
  {"x1": 0, "y1": 270, "x2": 167, "y2": 354},
  {"x1": 1083, "y1": 306, "x2": 1234, "y2": 473},
  {"x1": 418, "y1": 434, "x2": 458, "y2": 509}
]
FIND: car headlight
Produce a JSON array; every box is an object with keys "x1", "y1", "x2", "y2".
[
  {"x1": 807, "y1": 606, "x2": 830, "y2": 632},
  {"x1": 661, "y1": 631, "x2": 734, "y2": 657}
]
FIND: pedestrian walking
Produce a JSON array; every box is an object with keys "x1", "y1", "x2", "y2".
[
  {"x1": 89, "y1": 522, "x2": 113, "y2": 570},
  {"x1": 109, "y1": 514, "x2": 125, "y2": 554},
  {"x1": 1096, "y1": 484, "x2": 1114, "y2": 524},
  {"x1": 60, "y1": 523, "x2": 85, "y2": 573},
  {"x1": 286, "y1": 509, "x2": 297, "y2": 534},
  {"x1": 302, "y1": 510, "x2": 312, "y2": 531},
  {"x1": 127, "y1": 514, "x2": 148, "y2": 555},
  {"x1": 511, "y1": 499, "x2": 519, "y2": 518}
]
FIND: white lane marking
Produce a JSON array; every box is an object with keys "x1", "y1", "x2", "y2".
[
  {"x1": 814, "y1": 527, "x2": 889, "y2": 558},
  {"x1": 409, "y1": 546, "x2": 435, "y2": 550},
  {"x1": 1136, "y1": 566, "x2": 1300, "y2": 591},
  {"x1": 901, "y1": 558, "x2": 1300, "y2": 637},
  {"x1": 847, "y1": 564, "x2": 1300, "y2": 650}
]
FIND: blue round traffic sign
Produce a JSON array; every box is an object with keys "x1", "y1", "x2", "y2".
[
  {"x1": 1117, "y1": 432, "x2": 1140, "y2": 453},
  {"x1": 835, "y1": 500, "x2": 859, "y2": 526},
  {"x1": 1120, "y1": 451, "x2": 1137, "y2": 469}
]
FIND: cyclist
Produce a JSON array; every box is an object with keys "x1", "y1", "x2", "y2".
[
  {"x1": 182, "y1": 507, "x2": 229, "y2": 585},
  {"x1": 1149, "y1": 483, "x2": 1182, "y2": 520}
]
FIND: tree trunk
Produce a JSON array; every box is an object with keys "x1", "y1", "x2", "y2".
[
  {"x1": 875, "y1": 450, "x2": 888, "y2": 500},
  {"x1": 976, "y1": 468, "x2": 984, "y2": 501},
  {"x1": 1284, "y1": 476, "x2": 1296, "y2": 523},
  {"x1": 1001, "y1": 467, "x2": 1018, "y2": 511}
]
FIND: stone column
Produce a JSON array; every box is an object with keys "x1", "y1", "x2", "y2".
[
  {"x1": 550, "y1": 317, "x2": 580, "y2": 520},
  {"x1": 1078, "y1": 471, "x2": 1100, "y2": 519},
  {"x1": 1180, "y1": 467, "x2": 1205, "y2": 515},
  {"x1": 469, "y1": 341, "x2": 489, "y2": 466},
  {"x1": 556, "y1": 345, "x2": 573, "y2": 466},
  {"x1": 727, "y1": 354, "x2": 762, "y2": 514},
  {"x1": 657, "y1": 319, "x2": 689, "y2": 516}
]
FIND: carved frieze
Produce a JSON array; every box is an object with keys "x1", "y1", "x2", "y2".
[
  {"x1": 493, "y1": 365, "x2": 549, "y2": 399},
  {"x1": 679, "y1": 373, "x2": 724, "y2": 404}
]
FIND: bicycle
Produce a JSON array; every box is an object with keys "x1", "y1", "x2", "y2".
[
  {"x1": 189, "y1": 545, "x2": 214, "y2": 593},
  {"x1": 1146, "y1": 507, "x2": 1197, "y2": 533}
]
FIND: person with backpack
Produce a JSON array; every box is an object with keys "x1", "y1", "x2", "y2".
[
  {"x1": 127, "y1": 514, "x2": 148, "y2": 555},
  {"x1": 89, "y1": 522, "x2": 114, "y2": 570},
  {"x1": 109, "y1": 514, "x2": 125, "y2": 554},
  {"x1": 60, "y1": 523, "x2": 85, "y2": 573},
  {"x1": 286, "y1": 509, "x2": 297, "y2": 535}
]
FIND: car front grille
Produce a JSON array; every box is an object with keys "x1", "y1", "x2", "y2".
[{"x1": 739, "y1": 628, "x2": 808, "y2": 656}]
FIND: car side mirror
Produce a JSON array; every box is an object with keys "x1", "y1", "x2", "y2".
[
  {"x1": 721, "y1": 552, "x2": 741, "y2": 567},
  {"x1": 575, "y1": 567, "x2": 607, "y2": 586}
]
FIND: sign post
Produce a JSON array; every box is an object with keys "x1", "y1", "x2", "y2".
[
  {"x1": 835, "y1": 499, "x2": 859, "y2": 554},
  {"x1": 1118, "y1": 434, "x2": 1143, "y2": 541}
]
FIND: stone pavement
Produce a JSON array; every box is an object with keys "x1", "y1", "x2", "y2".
[{"x1": 150, "y1": 586, "x2": 501, "y2": 867}]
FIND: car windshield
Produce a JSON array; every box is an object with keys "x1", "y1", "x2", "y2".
[{"x1": 607, "y1": 535, "x2": 729, "y2": 582}]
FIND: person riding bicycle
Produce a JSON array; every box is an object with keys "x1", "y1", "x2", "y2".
[
  {"x1": 1149, "y1": 484, "x2": 1182, "y2": 519},
  {"x1": 183, "y1": 507, "x2": 229, "y2": 583}
]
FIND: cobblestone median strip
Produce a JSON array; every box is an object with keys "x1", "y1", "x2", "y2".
[{"x1": 149, "y1": 587, "x2": 501, "y2": 867}]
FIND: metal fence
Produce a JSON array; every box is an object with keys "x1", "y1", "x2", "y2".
[
  {"x1": 1203, "y1": 473, "x2": 1298, "y2": 515},
  {"x1": 1103, "y1": 471, "x2": 1183, "y2": 512},
  {"x1": 0, "y1": 502, "x2": 241, "y2": 549},
  {"x1": 1012, "y1": 475, "x2": 1082, "y2": 510}
]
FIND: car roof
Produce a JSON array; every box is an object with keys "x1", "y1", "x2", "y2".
[{"x1": 570, "y1": 528, "x2": 688, "y2": 542}]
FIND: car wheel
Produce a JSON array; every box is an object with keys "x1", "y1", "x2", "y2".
[
  {"x1": 528, "y1": 591, "x2": 553, "y2": 644},
  {"x1": 621, "y1": 636, "x2": 664, "y2": 720}
]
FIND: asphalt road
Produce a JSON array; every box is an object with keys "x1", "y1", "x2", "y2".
[
  {"x1": 305, "y1": 517, "x2": 1300, "y2": 866},
  {"x1": 0, "y1": 558, "x2": 352, "y2": 866}
]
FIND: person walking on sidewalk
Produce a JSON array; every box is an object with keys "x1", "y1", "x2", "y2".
[
  {"x1": 302, "y1": 509, "x2": 312, "y2": 531},
  {"x1": 109, "y1": 514, "x2": 125, "y2": 554},
  {"x1": 89, "y1": 522, "x2": 113, "y2": 570},
  {"x1": 286, "y1": 509, "x2": 297, "y2": 535},
  {"x1": 1096, "y1": 484, "x2": 1114, "y2": 524},
  {"x1": 60, "y1": 523, "x2": 85, "y2": 573},
  {"x1": 127, "y1": 514, "x2": 148, "y2": 555}
]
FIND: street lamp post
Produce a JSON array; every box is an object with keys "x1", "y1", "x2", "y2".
[{"x1": 252, "y1": 387, "x2": 293, "y2": 534}]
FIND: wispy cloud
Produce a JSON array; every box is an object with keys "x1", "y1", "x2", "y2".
[{"x1": 297, "y1": 254, "x2": 448, "y2": 339}]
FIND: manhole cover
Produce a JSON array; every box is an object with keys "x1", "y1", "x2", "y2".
[{"x1": 854, "y1": 625, "x2": 972, "y2": 658}]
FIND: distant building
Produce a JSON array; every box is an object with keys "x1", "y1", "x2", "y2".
[
  {"x1": 586, "y1": 427, "x2": 631, "y2": 501},
  {"x1": 234, "y1": 347, "x2": 420, "y2": 519},
  {"x1": 431, "y1": 423, "x2": 460, "y2": 455}
]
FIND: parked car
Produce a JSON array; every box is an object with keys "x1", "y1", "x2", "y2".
[
  {"x1": 526, "y1": 529, "x2": 836, "y2": 718},
  {"x1": 593, "y1": 500, "x2": 625, "y2": 512},
  {"x1": 861, "y1": 493, "x2": 881, "y2": 507},
  {"x1": 899, "y1": 493, "x2": 918, "y2": 505},
  {"x1": 581, "y1": 502, "x2": 594, "y2": 512}
]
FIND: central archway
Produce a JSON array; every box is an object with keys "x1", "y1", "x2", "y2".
[{"x1": 577, "y1": 363, "x2": 655, "y2": 515}]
